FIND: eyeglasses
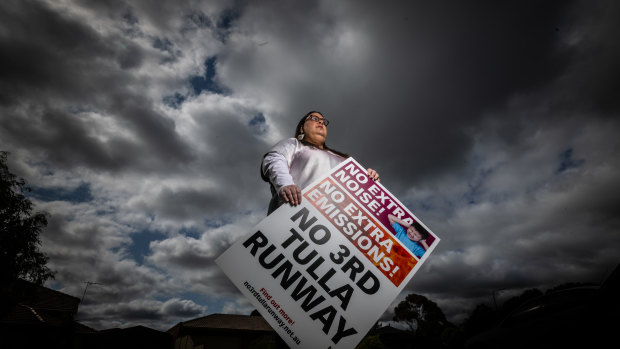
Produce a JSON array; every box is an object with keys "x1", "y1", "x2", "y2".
[{"x1": 306, "y1": 115, "x2": 329, "y2": 126}]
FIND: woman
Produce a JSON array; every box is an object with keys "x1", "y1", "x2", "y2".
[{"x1": 261, "y1": 111, "x2": 380, "y2": 214}]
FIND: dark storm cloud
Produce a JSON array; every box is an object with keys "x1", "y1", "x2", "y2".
[
  {"x1": 395, "y1": 117, "x2": 620, "y2": 320},
  {"x1": 114, "y1": 98, "x2": 196, "y2": 167},
  {"x1": 220, "y1": 1, "x2": 620, "y2": 325},
  {"x1": 217, "y1": 1, "x2": 585, "y2": 196},
  {"x1": 549, "y1": 1, "x2": 620, "y2": 115},
  {"x1": 2, "y1": 107, "x2": 135, "y2": 170},
  {"x1": 0, "y1": 0, "x2": 110, "y2": 102},
  {"x1": 2, "y1": 103, "x2": 193, "y2": 172},
  {"x1": 0, "y1": 0, "x2": 261, "y2": 329},
  {"x1": 0, "y1": 0, "x2": 194, "y2": 172},
  {"x1": 342, "y1": 1, "x2": 575, "y2": 182},
  {"x1": 151, "y1": 187, "x2": 232, "y2": 220}
]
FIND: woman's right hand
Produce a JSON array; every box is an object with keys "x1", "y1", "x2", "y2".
[{"x1": 280, "y1": 184, "x2": 302, "y2": 206}]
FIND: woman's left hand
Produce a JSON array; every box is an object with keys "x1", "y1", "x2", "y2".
[{"x1": 367, "y1": 168, "x2": 380, "y2": 182}]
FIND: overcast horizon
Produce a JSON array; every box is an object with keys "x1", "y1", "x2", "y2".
[{"x1": 2, "y1": 0, "x2": 619, "y2": 331}]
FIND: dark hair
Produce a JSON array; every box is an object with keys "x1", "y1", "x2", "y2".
[
  {"x1": 411, "y1": 221, "x2": 429, "y2": 240},
  {"x1": 295, "y1": 111, "x2": 349, "y2": 158}
]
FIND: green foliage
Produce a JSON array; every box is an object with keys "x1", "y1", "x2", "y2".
[{"x1": 0, "y1": 151, "x2": 55, "y2": 285}]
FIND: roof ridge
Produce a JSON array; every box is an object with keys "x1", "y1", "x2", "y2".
[{"x1": 23, "y1": 304, "x2": 45, "y2": 323}]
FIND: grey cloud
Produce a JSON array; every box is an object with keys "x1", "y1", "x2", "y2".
[
  {"x1": 2, "y1": 107, "x2": 137, "y2": 171},
  {"x1": 100, "y1": 300, "x2": 164, "y2": 320},
  {"x1": 161, "y1": 298, "x2": 206, "y2": 317},
  {"x1": 148, "y1": 235, "x2": 214, "y2": 270},
  {"x1": 82, "y1": 297, "x2": 205, "y2": 329}
]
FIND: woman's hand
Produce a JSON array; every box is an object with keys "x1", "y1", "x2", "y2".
[
  {"x1": 367, "y1": 168, "x2": 380, "y2": 182},
  {"x1": 280, "y1": 184, "x2": 302, "y2": 206}
]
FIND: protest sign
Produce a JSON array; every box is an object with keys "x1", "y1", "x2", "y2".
[{"x1": 216, "y1": 157, "x2": 439, "y2": 348}]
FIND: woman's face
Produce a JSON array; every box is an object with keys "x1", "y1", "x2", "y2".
[
  {"x1": 302, "y1": 112, "x2": 327, "y2": 147},
  {"x1": 407, "y1": 226, "x2": 423, "y2": 242}
]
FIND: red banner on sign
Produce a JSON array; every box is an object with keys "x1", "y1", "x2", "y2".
[{"x1": 305, "y1": 178, "x2": 417, "y2": 286}]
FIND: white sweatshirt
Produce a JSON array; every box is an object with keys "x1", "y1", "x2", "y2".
[{"x1": 262, "y1": 138, "x2": 346, "y2": 213}]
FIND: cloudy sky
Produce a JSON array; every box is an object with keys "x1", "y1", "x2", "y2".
[{"x1": 2, "y1": 0, "x2": 619, "y2": 331}]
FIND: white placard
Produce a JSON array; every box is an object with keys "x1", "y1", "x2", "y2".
[{"x1": 216, "y1": 158, "x2": 439, "y2": 348}]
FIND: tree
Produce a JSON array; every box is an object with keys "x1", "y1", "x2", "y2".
[
  {"x1": 393, "y1": 293, "x2": 450, "y2": 338},
  {"x1": 0, "y1": 151, "x2": 55, "y2": 285}
]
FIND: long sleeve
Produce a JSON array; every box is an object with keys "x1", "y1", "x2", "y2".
[
  {"x1": 261, "y1": 138, "x2": 298, "y2": 195},
  {"x1": 262, "y1": 151, "x2": 295, "y2": 195}
]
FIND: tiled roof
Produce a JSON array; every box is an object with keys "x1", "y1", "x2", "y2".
[
  {"x1": 168, "y1": 314, "x2": 275, "y2": 336},
  {"x1": 1, "y1": 279, "x2": 81, "y2": 327},
  {"x1": 99, "y1": 325, "x2": 169, "y2": 335},
  {"x1": 1, "y1": 304, "x2": 57, "y2": 326},
  {"x1": 9, "y1": 279, "x2": 80, "y2": 313}
]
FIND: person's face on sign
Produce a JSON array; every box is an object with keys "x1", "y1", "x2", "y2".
[{"x1": 407, "y1": 225, "x2": 423, "y2": 242}]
